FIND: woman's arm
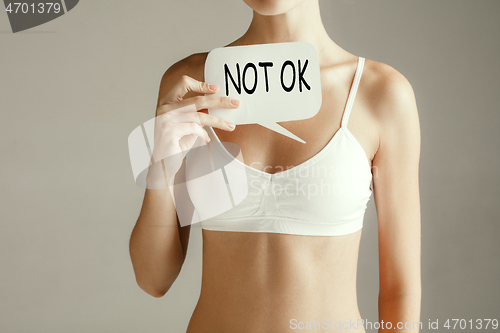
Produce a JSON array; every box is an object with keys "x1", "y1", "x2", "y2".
[
  {"x1": 371, "y1": 66, "x2": 422, "y2": 332},
  {"x1": 129, "y1": 61, "x2": 194, "y2": 298},
  {"x1": 129, "y1": 54, "x2": 239, "y2": 297}
]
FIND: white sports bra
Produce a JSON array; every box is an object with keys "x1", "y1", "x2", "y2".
[{"x1": 185, "y1": 57, "x2": 372, "y2": 236}]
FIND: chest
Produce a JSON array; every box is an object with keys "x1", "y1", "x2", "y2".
[{"x1": 212, "y1": 82, "x2": 364, "y2": 174}]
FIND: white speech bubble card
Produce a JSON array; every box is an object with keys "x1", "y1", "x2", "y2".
[{"x1": 204, "y1": 42, "x2": 322, "y2": 144}]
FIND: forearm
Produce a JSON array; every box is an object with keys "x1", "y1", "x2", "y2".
[
  {"x1": 378, "y1": 291, "x2": 421, "y2": 332},
  {"x1": 129, "y1": 164, "x2": 184, "y2": 297}
]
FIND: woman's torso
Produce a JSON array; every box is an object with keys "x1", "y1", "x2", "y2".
[
  {"x1": 182, "y1": 50, "x2": 378, "y2": 333},
  {"x1": 188, "y1": 230, "x2": 363, "y2": 332}
]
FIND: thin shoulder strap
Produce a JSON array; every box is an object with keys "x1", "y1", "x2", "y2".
[{"x1": 341, "y1": 57, "x2": 365, "y2": 128}]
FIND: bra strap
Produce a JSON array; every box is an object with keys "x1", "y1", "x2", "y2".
[{"x1": 341, "y1": 57, "x2": 365, "y2": 128}]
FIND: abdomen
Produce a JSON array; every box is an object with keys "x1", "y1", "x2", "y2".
[{"x1": 186, "y1": 229, "x2": 366, "y2": 333}]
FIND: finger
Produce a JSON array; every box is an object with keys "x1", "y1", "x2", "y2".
[
  {"x1": 180, "y1": 95, "x2": 240, "y2": 112},
  {"x1": 160, "y1": 75, "x2": 219, "y2": 105},
  {"x1": 173, "y1": 122, "x2": 210, "y2": 143},
  {"x1": 163, "y1": 105, "x2": 234, "y2": 131},
  {"x1": 158, "y1": 95, "x2": 240, "y2": 116},
  {"x1": 197, "y1": 112, "x2": 236, "y2": 131},
  {"x1": 162, "y1": 103, "x2": 199, "y2": 118},
  {"x1": 157, "y1": 101, "x2": 198, "y2": 117}
]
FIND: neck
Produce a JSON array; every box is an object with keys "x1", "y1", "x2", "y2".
[{"x1": 234, "y1": 0, "x2": 347, "y2": 63}]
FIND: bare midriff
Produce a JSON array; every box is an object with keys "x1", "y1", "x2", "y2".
[{"x1": 186, "y1": 228, "x2": 366, "y2": 333}]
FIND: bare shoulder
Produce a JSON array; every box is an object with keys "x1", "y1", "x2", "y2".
[
  {"x1": 157, "y1": 52, "x2": 209, "y2": 99},
  {"x1": 362, "y1": 59, "x2": 418, "y2": 123},
  {"x1": 361, "y1": 59, "x2": 420, "y2": 153}
]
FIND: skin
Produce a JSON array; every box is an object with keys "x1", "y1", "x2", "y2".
[{"x1": 129, "y1": 0, "x2": 421, "y2": 332}]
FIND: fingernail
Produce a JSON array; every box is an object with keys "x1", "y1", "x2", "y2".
[
  {"x1": 227, "y1": 122, "x2": 236, "y2": 130},
  {"x1": 209, "y1": 84, "x2": 218, "y2": 91},
  {"x1": 230, "y1": 99, "x2": 240, "y2": 107}
]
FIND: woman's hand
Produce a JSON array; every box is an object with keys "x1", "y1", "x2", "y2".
[{"x1": 146, "y1": 75, "x2": 240, "y2": 187}]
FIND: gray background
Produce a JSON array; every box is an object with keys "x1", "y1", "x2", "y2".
[{"x1": 1, "y1": 0, "x2": 499, "y2": 332}]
